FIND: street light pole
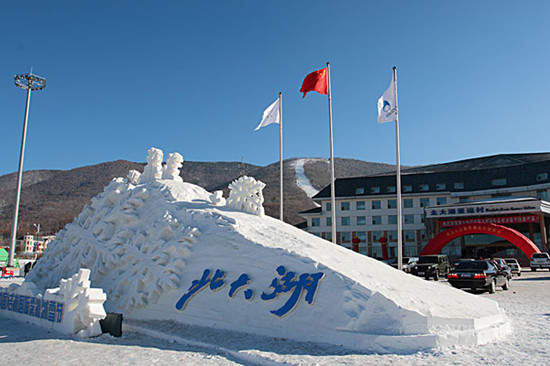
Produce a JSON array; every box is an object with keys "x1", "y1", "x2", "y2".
[{"x1": 8, "y1": 72, "x2": 46, "y2": 267}]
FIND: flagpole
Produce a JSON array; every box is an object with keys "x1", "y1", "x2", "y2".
[
  {"x1": 393, "y1": 66, "x2": 403, "y2": 270},
  {"x1": 279, "y1": 92, "x2": 284, "y2": 221},
  {"x1": 327, "y1": 62, "x2": 336, "y2": 244}
]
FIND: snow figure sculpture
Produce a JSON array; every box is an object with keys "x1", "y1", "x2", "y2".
[
  {"x1": 210, "y1": 190, "x2": 226, "y2": 206},
  {"x1": 127, "y1": 170, "x2": 141, "y2": 185},
  {"x1": 140, "y1": 147, "x2": 164, "y2": 183},
  {"x1": 226, "y1": 176, "x2": 266, "y2": 216},
  {"x1": 162, "y1": 152, "x2": 184, "y2": 182}
]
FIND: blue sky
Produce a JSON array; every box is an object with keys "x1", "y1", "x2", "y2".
[{"x1": 1, "y1": 1, "x2": 549, "y2": 176}]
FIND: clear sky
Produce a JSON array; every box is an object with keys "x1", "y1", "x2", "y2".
[{"x1": 1, "y1": 1, "x2": 549, "y2": 176}]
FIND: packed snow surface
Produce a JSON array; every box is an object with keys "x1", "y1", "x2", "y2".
[
  {"x1": 24, "y1": 153, "x2": 509, "y2": 353},
  {"x1": 2, "y1": 271, "x2": 548, "y2": 365}
]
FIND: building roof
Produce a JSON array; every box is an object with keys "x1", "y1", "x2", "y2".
[{"x1": 312, "y1": 153, "x2": 550, "y2": 200}]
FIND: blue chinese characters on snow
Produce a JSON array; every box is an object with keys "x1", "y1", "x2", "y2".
[
  {"x1": 175, "y1": 266, "x2": 325, "y2": 317},
  {"x1": 0, "y1": 289, "x2": 64, "y2": 323},
  {"x1": 261, "y1": 266, "x2": 325, "y2": 317}
]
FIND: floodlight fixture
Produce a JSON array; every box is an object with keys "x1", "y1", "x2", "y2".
[
  {"x1": 14, "y1": 73, "x2": 46, "y2": 91},
  {"x1": 8, "y1": 71, "x2": 46, "y2": 267}
]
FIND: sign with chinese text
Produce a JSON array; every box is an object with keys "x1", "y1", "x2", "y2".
[{"x1": 441, "y1": 215, "x2": 539, "y2": 228}]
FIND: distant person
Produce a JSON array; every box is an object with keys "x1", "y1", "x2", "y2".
[{"x1": 24, "y1": 262, "x2": 32, "y2": 277}]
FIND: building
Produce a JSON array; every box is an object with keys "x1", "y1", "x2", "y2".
[
  {"x1": 16, "y1": 234, "x2": 56, "y2": 254},
  {"x1": 299, "y1": 153, "x2": 550, "y2": 261}
]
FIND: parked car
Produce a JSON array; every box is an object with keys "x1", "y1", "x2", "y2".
[
  {"x1": 447, "y1": 260, "x2": 510, "y2": 293},
  {"x1": 382, "y1": 257, "x2": 419, "y2": 273},
  {"x1": 492, "y1": 258, "x2": 513, "y2": 279},
  {"x1": 504, "y1": 258, "x2": 522, "y2": 277},
  {"x1": 530, "y1": 252, "x2": 550, "y2": 271},
  {"x1": 452, "y1": 258, "x2": 474, "y2": 270},
  {"x1": 410, "y1": 254, "x2": 450, "y2": 280}
]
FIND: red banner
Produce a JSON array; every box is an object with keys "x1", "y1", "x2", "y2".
[{"x1": 441, "y1": 215, "x2": 539, "y2": 228}]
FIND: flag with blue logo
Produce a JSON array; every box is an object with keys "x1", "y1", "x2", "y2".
[{"x1": 377, "y1": 73, "x2": 397, "y2": 124}]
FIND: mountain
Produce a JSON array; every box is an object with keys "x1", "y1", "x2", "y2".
[{"x1": 0, "y1": 157, "x2": 397, "y2": 237}]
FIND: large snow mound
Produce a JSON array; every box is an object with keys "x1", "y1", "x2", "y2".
[{"x1": 28, "y1": 171, "x2": 510, "y2": 353}]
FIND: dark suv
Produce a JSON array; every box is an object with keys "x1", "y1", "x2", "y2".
[{"x1": 410, "y1": 254, "x2": 450, "y2": 280}]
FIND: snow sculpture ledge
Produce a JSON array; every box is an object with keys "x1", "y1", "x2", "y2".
[
  {"x1": 226, "y1": 175, "x2": 266, "y2": 217},
  {"x1": 26, "y1": 148, "x2": 510, "y2": 354},
  {"x1": 0, "y1": 269, "x2": 106, "y2": 337}
]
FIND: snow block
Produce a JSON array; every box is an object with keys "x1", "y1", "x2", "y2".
[{"x1": 26, "y1": 148, "x2": 510, "y2": 353}]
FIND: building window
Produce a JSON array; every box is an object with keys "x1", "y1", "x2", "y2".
[
  {"x1": 388, "y1": 230, "x2": 398, "y2": 242},
  {"x1": 341, "y1": 202, "x2": 350, "y2": 211},
  {"x1": 537, "y1": 173, "x2": 548, "y2": 182},
  {"x1": 405, "y1": 230, "x2": 416, "y2": 242},
  {"x1": 312, "y1": 218, "x2": 321, "y2": 227},
  {"x1": 357, "y1": 216, "x2": 367, "y2": 225},
  {"x1": 404, "y1": 215, "x2": 414, "y2": 224},
  {"x1": 355, "y1": 187, "x2": 365, "y2": 195},
  {"x1": 341, "y1": 217, "x2": 350, "y2": 226},
  {"x1": 454, "y1": 182, "x2": 464, "y2": 190},
  {"x1": 372, "y1": 200, "x2": 381, "y2": 209},
  {"x1": 312, "y1": 232, "x2": 322, "y2": 237},
  {"x1": 325, "y1": 202, "x2": 331, "y2": 211},
  {"x1": 459, "y1": 197, "x2": 469, "y2": 203},
  {"x1": 404, "y1": 199, "x2": 413, "y2": 208},
  {"x1": 537, "y1": 190, "x2": 548, "y2": 200},
  {"x1": 420, "y1": 198, "x2": 430, "y2": 207},
  {"x1": 356, "y1": 201, "x2": 366, "y2": 210},
  {"x1": 371, "y1": 187, "x2": 380, "y2": 194},
  {"x1": 340, "y1": 232, "x2": 351, "y2": 243},
  {"x1": 403, "y1": 185, "x2": 412, "y2": 192},
  {"x1": 436, "y1": 183, "x2": 446, "y2": 190},
  {"x1": 436, "y1": 197, "x2": 447, "y2": 205},
  {"x1": 326, "y1": 217, "x2": 332, "y2": 227},
  {"x1": 388, "y1": 215, "x2": 397, "y2": 224},
  {"x1": 388, "y1": 199, "x2": 397, "y2": 209},
  {"x1": 372, "y1": 216, "x2": 381, "y2": 225},
  {"x1": 372, "y1": 231, "x2": 382, "y2": 242},
  {"x1": 387, "y1": 186, "x2": 396, "y2": 193},
  {"x1": 325, "y1": 232, "x2": 332, "y2": 241},
  {"x1": 419, "y1": 184, "x2": 429, "y2": 191},
  {"x1": 356, "y1": 231, "x2": 366, "y2": 241},
  {"x1": 492, "y1": 178, "x2": 507, "y2": 186}
]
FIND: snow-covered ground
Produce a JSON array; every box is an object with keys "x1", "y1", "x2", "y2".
[
  {"x1": 291, "y1": 158, "x2": 322, "y2": 198},
  {"x1": 1, "y1": 270, "x2": 549, "y2": 365}
]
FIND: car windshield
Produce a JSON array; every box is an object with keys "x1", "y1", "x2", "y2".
[
  {"x1": 532, "y1": 253, "x2": 549, "y2": 259},
  {"x1": 504, "y1": 259, "x2": 517, "y2": 264},
  {"x1": 418, "y1": 256, "x2": 439, "y2": 264},
  {"x1": 455, "y1": 261, "x2": 488, "y2": 270}
]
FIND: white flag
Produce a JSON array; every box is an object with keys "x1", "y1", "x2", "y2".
[
  {"x1": 254, "y1": 98, "x2": 280, "y2": 131},
  {"x1": 377, "y1": 73, "x2": 397, "y2": 124}
]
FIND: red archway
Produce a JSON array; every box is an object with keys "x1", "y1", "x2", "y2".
[{"x1": 420, "y1": 222, "x2": 540, "y2": 259}]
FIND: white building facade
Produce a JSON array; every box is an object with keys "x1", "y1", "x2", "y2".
[{"x1": 299, "y1": 153, "x2": 550, "y2": 259}]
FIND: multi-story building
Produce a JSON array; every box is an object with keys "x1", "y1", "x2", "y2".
[
  {"x1": 299, "y1": 153, "x2": 550, "y2": 260},
  {"x1": 17, "y1": 234, "x2": 56, "y2": 254}
]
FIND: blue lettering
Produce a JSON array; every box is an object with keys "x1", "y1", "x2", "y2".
[{"x1": 175, "y1": 269, "x2": 212, "y2": 310}]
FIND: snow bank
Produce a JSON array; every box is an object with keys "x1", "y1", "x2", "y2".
[{"x1": 26, "y1": 148, "x2": 510, "y2": 353}]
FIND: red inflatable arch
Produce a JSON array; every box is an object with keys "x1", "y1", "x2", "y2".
[{"x1": 420, "y1": 222, "x2": 541, "y2": 259}]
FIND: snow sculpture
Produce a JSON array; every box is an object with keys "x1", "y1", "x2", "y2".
[
  {"x1": 226, "y1": 176, "x2": 266, "y2": 217},
  {"x1": 49, "y1": 269, "x2": 107, "y2": 337},
  {"x1": 127, "y1": 170, "x2": 141, "y2": 184},
  {"x1": 0, "y1": 268, "x2": 106, "y2": 338},
  {"x1": 209, "y1": 190, "x2": 226, "y2": 206},
  {"x1": 140, "y1": 147, "x2": 164, "y2": 183},
  {"x1": 162, "y1": 152, "x2": 184, "y2": 182}
]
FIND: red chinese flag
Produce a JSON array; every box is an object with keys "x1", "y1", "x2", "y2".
[{"x1": 300, "y1": 68, "x2": 328, "y2": 98}]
